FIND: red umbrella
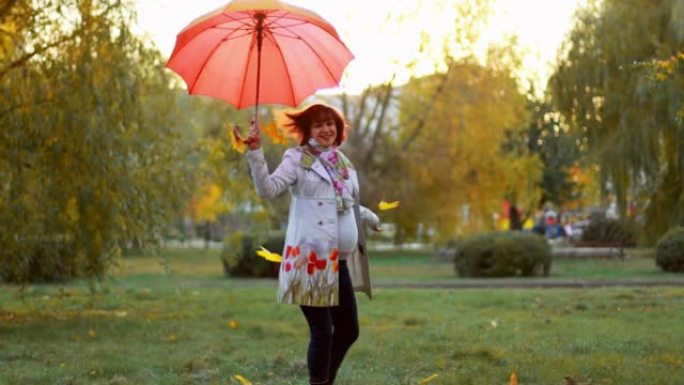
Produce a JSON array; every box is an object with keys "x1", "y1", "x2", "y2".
[{"x1": 166, "y1": 0, "x2": 354, "y2": 125}]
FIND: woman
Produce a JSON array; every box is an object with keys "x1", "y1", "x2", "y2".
[{"x1": 234, "y1": 103, "x2": 381, "y2": 385}]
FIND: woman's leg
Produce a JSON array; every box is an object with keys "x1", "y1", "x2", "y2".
[
  {"x1": 328, "y1": 261, "x2": 359, "y2": 384},
  {"x1": 300, "y1": 305, "x2": 333, "y2": 384}
]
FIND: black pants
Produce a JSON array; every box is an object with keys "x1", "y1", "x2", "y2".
[{"x1": 300, "y1": 260, "x2": 359, "y2": 385}]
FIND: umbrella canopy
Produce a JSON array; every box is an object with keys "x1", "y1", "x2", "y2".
[{"x1": 166, "y1": 0, "x2": 354, "y2": 113}]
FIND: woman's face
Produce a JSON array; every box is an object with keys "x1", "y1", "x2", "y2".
[{"x1": 310, "y1": 117, "x2": 337, "y2": 148}]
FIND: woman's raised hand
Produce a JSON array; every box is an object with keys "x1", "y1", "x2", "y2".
[{"x1": 232, "y1": 120, "x2": 261, "y2": 150}]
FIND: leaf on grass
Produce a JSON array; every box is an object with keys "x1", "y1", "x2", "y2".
[
  {"x1": 228, "y1": 320, "x2": 239, "y2": 330},
  {"x1": 256, "y1": 246, "x2": 282, "y2": 263},
  {"x1": 233, "y1": 374, "x2": 253, "y2": 385},
  {"x1": 88, "y1": 329, "x2": 96, "y2": 338},
  {"x1": 418, "y1": 373, "x2": 439, "y2": 384},
  {"x1": 510, "y1": 372, "x2": 518, "y2": 385},
  {"x1": 378, "y1": 200, "x2": 400, "y2": 211}
]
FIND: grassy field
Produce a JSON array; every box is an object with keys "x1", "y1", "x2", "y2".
[{"x1": 1, "y1": 247, "x2": 683, "y2": 385}]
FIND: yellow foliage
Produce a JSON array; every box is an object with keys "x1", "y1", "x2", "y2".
[{"x1": 192, "y1": 183, "x2": 231, "y2": 222}]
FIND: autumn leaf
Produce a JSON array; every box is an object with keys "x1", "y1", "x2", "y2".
[
  {"x1": 510, "y1": 372, "x2": 518, "y2": 385},
  {"x1": 418, "y1": 373, "x2": 439, "y2": 384},
  {"x1": 378, "y1": 200, "x2": 400, "y2": 211},
  {"x1": 88, "y1": 329, "x2": 96, "y2": 338},
  {"x1": 233, "y1": 374, "x2": 253, "y2": 385},
  {"x1": 228, "y1": 320, "x2": 239, "y2": 329},
  {"x1": 256, "y1": 246, "x2": 282, "y2": 263},
  {"x1": 262, "y1": 121, "x2": 289, "y2": 145},
  {"x1": 230, "y1": 125, "x2": 247, "y2": 153}
]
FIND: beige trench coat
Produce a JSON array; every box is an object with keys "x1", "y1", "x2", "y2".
[{"x1": 246, "y1": 147, "x2": 379, "y2": 306}]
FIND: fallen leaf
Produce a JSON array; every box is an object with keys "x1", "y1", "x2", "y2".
[
  {"x1": 418, "y1": 373, "x2": 439, "y2": 384},
  {"x1": 510, "y1": 372, "x2": 518, "y2": 385},
  {"x1": 228, "y1": 320, "x2": 239, "y2": 330},
  {"x1": 233, "y1": 374, "x2": 253, "y2": 385},
  {"x1": 378, "y1": 200, "x2": 400, "y2": 211}
]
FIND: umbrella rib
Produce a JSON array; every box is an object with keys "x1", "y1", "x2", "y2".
[
  {"x1": 188, "y1": 27, "x2": 245, "y2": 93},
  {"x1": 264, "y1": 13, "x2": 338, "y2": 37},
  {"x1": 222, "y1": 12, "x2": 259, "y2": 29},
  {"x1": 264, "y1": 31, "x2": 297, "y2": 105},
  {"x1": 270, "y1": 30, "x2": 343, "y2": 85}
]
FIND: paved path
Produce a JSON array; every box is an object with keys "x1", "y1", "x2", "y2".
[{"x1": 374, "y1": 278, "x2": 684, "y2": 289}]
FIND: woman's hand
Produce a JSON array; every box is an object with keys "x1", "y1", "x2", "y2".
[
  {"x1": 233, "y1": 120, "x2": 261, "y2": 150},
  {"x1": 371, "y1": 224, "x2": 383, "y2": 232}
]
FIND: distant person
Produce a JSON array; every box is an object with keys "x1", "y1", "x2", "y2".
[
  {"x1": 509, "y1": 204, "x2": 523, "y2": 230},
  {"x1": 532, "y1": 211, "x2": 546, "y2": 236},
  {"x1": 234, "y1": 103, "x2": 382, "y2": 385}
]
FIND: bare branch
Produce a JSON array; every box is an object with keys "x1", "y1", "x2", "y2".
[{"x1": 0, "y1": 31, "x2": 78, "y2": 80}]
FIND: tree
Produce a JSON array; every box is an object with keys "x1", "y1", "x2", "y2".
[
  {"x1": 329, "y1": 0, "x2": 539, "y2": 243},
  {"x1": 393, "y1": 50, "x2": 542, "y2": 241},
  {"x1": 503, "y1": 96, "x2": 585, "y2": 211},
  {"x1": 0, "y1": 0, "x2": 195, "y2": 283},
  {"x1": 550, "y1": 0, "x2": 684, "y2": 243}
]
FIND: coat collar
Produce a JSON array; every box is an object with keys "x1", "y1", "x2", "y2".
[
  {"x1": 300, "y1": 148, "x2": 332, "y2": 184},
  {"x1": 299, "y1": 146, "x2": 355, "y2": 185}
]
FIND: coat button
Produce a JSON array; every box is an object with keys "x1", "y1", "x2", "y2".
[
  {"x1": 317, "y1": 201, "x2": 323, "y2": 206},
  {"x1": 318, "y1": 221, "x2": 323, "y2": 226}
]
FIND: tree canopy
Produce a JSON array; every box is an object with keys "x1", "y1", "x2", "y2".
[
  {"x1": 550, "y1": 0, "x2": 684, "y2": 243},
  {"x1": 0, "y1": 0, "x2": 195, "y2": 283}
]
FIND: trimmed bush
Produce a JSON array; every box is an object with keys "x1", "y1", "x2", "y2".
[
  {"x1": 221, "y1": 231, "x2": 284, "y2": 278},
  {"x1": 655, "y1": 227, "x2": 684, "y2": 273},
  {"x1": 581, "y1": 218, "x2": 636, "y2": 246},
  {"x1": 454, "y1": 231, "x2": 551, "y2": 277}
]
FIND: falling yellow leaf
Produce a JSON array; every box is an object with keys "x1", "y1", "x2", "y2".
[
  {"x1": 256, "y1": 246, "x2": 282, "y2": 263},
  {"x1": 510, "y1": 372, "x2": 518, "y2": 385},
  {"x1": 378, "y1": 200, "x2": 400, "y2": 211},
  {"x1": 262, "y1": 121, "x2": 289, "y2": 145},
  {"x1": 166, "y1": 334, "x2": 178, "y2": 342},
  {"x1": 233, "y1": 374, "x2": 253, "y2": 385},
  {"x1": 418, "y1": 373, "x2": 439, "y2": 385},
  {"x1": 229, "y1": 125, "x2": 247, "y2": 153},
  {"x1": 88, "y1": 329, "x2": 96, "y2": 338},
  {"x1": 228, "y1": 320, "x2": 239, "y2": 329}
]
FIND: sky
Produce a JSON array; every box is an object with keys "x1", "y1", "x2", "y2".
[{"x1": 134, "y1": 0, "x2": 585, "y2": 95}]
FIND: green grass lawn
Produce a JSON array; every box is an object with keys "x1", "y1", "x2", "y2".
[
  {"x1": 1, "y1": 247, "x2": 683, "y2": 385},
  {"x1": 369, "y1": 248, "x2": 684, "y2": 282}
]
